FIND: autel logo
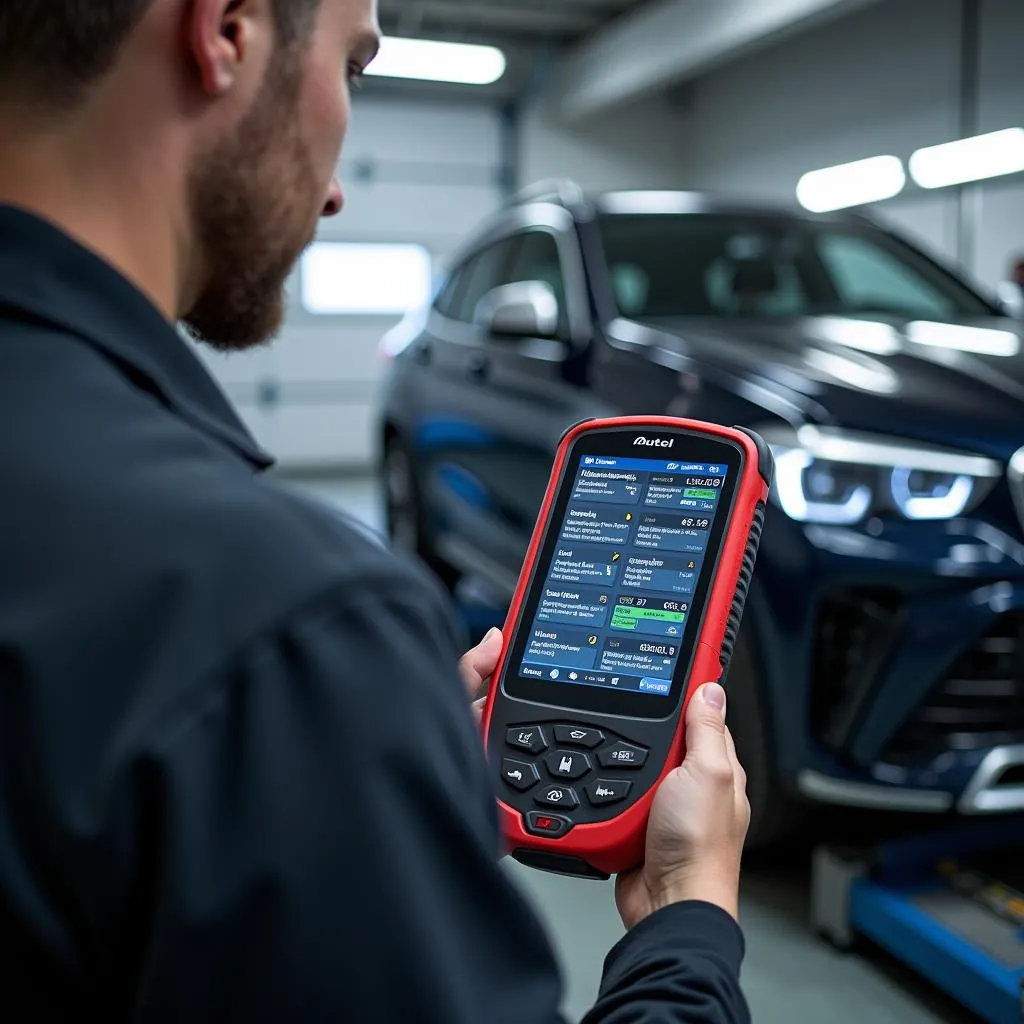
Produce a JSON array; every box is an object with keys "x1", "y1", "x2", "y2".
[{"x1": 633, "y1": 436, "x2": 674, "y2": 448}]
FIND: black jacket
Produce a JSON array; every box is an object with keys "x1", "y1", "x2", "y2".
[{"x1": 0, "y1": 203, "x2": 751, "y2": 1023}]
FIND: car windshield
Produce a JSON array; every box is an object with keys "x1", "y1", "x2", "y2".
[{"x1": 596, "y1": 212, "x2": 996, "y2": 322}]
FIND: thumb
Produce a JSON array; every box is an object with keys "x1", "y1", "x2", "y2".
[{"x1": 684, "y1": 683, "x2": 729, "y2": 758}]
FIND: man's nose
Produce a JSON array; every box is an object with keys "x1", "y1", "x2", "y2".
[{"x1": 323, "y1": 178, "x2": 344, "y2": 217}]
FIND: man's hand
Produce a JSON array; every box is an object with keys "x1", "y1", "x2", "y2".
[
  {"x1": 459, "y1": 627, "x2": 503, "y2": 724},
  {"x1": 615, "y1": 682, "x2": 749, "y2": 929}
]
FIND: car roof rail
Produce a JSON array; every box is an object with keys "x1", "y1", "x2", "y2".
[{"x1": 509, "y1": 178, "x2": 586, "y2": 208}]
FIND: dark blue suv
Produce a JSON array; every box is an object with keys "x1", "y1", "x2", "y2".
[{"x1": 377, "y1": 180, "x2": 1024, "y2": 848}]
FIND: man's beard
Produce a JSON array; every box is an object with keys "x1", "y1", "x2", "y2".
[{"x1": 182, "y1": 50, "x2": 321, "y2": 352}]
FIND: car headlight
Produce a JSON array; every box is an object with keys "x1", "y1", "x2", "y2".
[{"x1": 757, "y1": 425, "x2": 1002, "y2": 524}]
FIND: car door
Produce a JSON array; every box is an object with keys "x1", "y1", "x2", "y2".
[
  {"x1": 434, "y1": 208, "x2": 613, "y2": 598},
  {"x1": 406, "y1": 231, "x2": 524, "y2": 594}
]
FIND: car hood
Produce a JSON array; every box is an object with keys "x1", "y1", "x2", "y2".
[{"x1": 623, "y1": 313, "x2": 1024, "y2": 455}]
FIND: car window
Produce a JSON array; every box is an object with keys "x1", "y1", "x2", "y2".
[
  {"x1": 505, "y1": 230, "x2": 570, "y2": 337},
  {"x1": 705, "y1": 247, "x2": 808, "y2": 317},
  {"x1": 610, "y1": 263, "x2": 650, "y2": 315},
  {"x1": 814, "y1": 234, "x2": 957, "y2": 320},
  {"x1": 596, "y1": 213, "x2": 994, "y2": 321},
  {"x1": 448, "y1": 238, "x2": 518, "y2": 323},
  {"x1": 433, "y1": 267, "x2": 464, "y2": 317}
]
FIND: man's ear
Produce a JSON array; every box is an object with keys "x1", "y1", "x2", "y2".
[{"x1": 187, "y1": 0, "x2": 269, "y2": 97}]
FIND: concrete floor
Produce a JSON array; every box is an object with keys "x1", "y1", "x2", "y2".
[{"x1": 287, "y1": 473, "x2": 980, "y2": 1024}]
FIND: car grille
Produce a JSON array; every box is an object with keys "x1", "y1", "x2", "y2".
[
  {"x1": 885, "y1": 614, "x2": 1024, "y2": 764},
  {"x1": 812, "y1": 588, "x2": 907, "y2": 754}
]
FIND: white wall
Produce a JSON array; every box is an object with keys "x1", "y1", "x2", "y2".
[
  {"x1": 519, "y1": 92, "x2": 692, "y2": 193},
  {"x1": 197, "y1": 95, "x2": 507, "y2": 470},
  {"x1": 973, "y1": 0, "x2": 1024, "y2": 287},
  {"x1": 679, "y1": 0, "x2": 1024, "y2": 288}
]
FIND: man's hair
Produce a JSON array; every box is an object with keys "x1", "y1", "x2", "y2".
[{"x1": 0, "y1": 1, "x2": 322, "y2": 108}]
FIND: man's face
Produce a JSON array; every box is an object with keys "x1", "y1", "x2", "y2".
[{"x1": 182, "y1": 0, "x2": 379, "y2": 351}]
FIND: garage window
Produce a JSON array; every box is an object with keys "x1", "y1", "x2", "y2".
[{"x1": 300, "y1": 242, "x2": 433, "y2": 315}]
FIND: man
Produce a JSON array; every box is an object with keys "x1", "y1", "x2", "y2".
[{"x1": 0, "y1": 1, "x2": 752, "y2": 1021}]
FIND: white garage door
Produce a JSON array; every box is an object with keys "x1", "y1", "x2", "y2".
[{"x1": 194, "y1": 96, "x2": 508, "y2": 470}]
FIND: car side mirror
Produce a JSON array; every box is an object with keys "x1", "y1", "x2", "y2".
[{"x1": 474, "y1": 281, "x2": 560, "y2": 338}]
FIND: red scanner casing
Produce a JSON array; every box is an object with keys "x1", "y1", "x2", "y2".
[{"x1": 479, "y1": 416, "x2": 773, "y2": 879}]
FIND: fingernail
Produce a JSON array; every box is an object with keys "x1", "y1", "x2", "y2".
[
  {"x1": 703, "y1": 682, "x2": 726, "y2": 713},
  {"x1": 484, "y1": 627, "x2": 502, "y2": 644}
]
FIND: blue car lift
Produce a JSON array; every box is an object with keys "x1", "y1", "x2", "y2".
[{"x1": 813, "y1": 816, "x2": 1024, "y2": 1023}]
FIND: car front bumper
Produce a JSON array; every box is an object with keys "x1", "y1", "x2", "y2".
[{"x1": 752, "y1": 502, "x2": 1024, "y2": 815}]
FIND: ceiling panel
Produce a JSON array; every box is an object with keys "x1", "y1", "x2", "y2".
[
  {"x1": 377, "y1": 0, "x2": 646, "y2": 44},
  {"x1": 362, "y1": 0, "x2": 649, "y2": 102}
]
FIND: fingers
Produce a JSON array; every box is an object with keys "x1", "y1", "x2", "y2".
[
  {"x1": 723, "y1": 727, "x2": 745, "y2": 783},
  {"x1": 459, "y1": 627, "x2": 503, "y2": 701},
  {"x1": 723, "y1": 724, "x2": 738, "y2": 762},
  {"x1": 723, "y1": 725, "x2": 748, "y2": 803}
]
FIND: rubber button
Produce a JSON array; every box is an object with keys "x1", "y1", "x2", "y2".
[
  {"x1": 524, "y1": 811, "x2": 574, "y2": 838},
  {"x1": 507, "y1": 725, "x2": 548, "y2": 754},
  {"x1": 598, "y1": 741, "x2": 648, "y2": 769},
  {"x1": 535, "y1": 784, "x2": 580, "y2": 809},
  {"x1": 587, "y1": 778, "x2": 633, "y2": 806},
  {"x1": 501, "y1": 758, "x2": 539, "y2": 792},
  {"x1": 545, "y1": 749, "x2": 592, "y2": 780},
  {"x1": 553, "y1": 725, "x2": 604, "y2": 749}
]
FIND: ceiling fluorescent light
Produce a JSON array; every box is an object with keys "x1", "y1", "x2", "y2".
[
  {"x1": 909, "y1": 128, "x2": 1024, "y2": 189},
  {"x1": 906, "y1": 320, "x2": 1020, "y2": 358},
  {"x1": 600, "y1": 191, "x2": 705, "y2": 215},
  {"x1": 796, "y1": 155, "x2": 906, "y2": 213},
  {"x1": 366, "y1": 37, "x2": 506, "y2": 86}
]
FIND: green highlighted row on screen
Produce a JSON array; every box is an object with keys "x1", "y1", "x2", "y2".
[
  {"x1": 611, "y1": 605, "x2": 687, "y2": 630},
  {"x1": 682, "y1": 488, "x2": 718, "y2": 499}
]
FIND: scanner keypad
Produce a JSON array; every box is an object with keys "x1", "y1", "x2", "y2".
[{"x1": 504, "y1": 723, "x2": 649, "y2": 837}]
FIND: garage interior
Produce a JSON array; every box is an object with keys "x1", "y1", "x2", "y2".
[
  {"x1": 196, "y1": 0, "x2": 1024, "y2": 471},
  {"x1": 191, "y1": 0, "x2": 1024, "y2": 1021}
]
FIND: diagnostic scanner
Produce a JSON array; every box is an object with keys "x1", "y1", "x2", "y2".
[{"x1": 479, "y1": 416, "x2": 773, "y2": 879}]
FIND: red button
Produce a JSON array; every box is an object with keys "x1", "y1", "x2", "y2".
[{"x1": 524, "y1": 811, "x2": 573, "y2": 838}]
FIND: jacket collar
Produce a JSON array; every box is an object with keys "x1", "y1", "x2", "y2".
[{"x1": 0, "y1": 203, "x2": 274, "y2": 470}]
